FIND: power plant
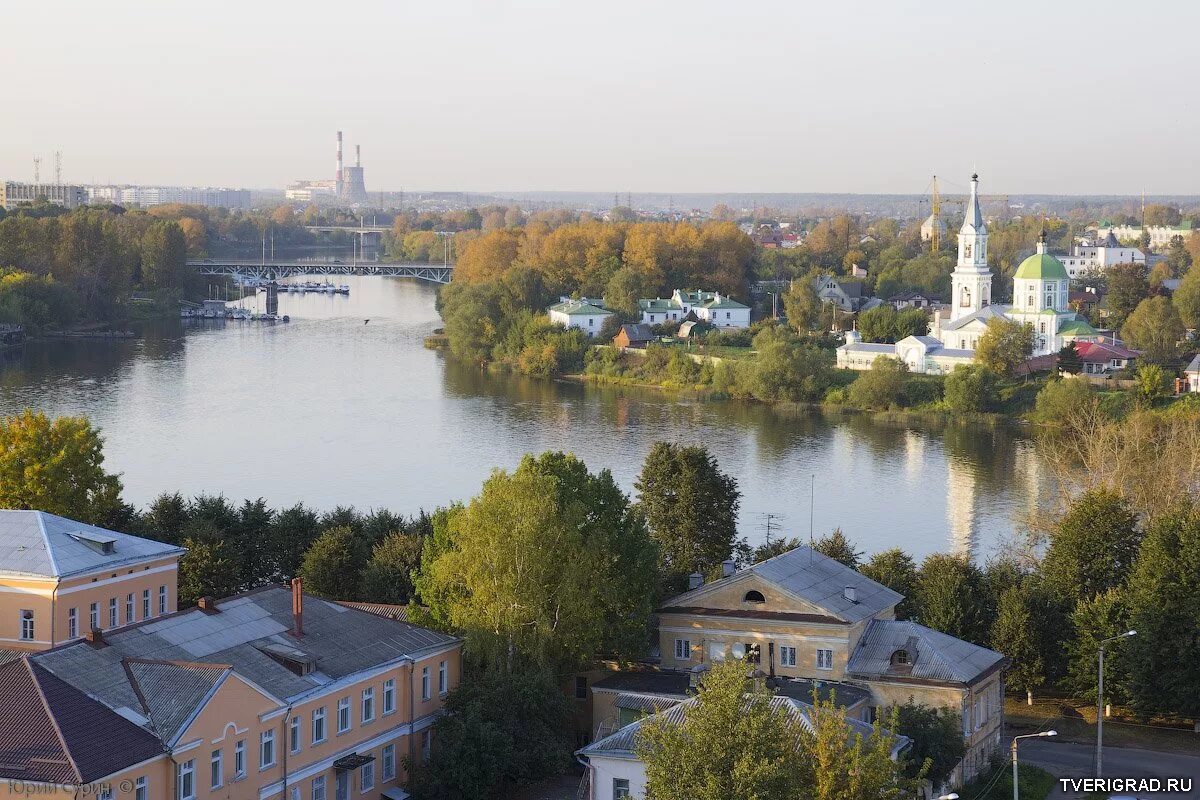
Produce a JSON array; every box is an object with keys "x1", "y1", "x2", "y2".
[{"x1": 285, "y1": 130, "x2": 368, "y2": 205}]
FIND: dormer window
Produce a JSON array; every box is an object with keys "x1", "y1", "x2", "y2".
[
  {"x1": 743, "y1": 590, "x2": 765, "y2": 604},
  {"x1": 890, "y1": 649, "x2": 909, "y2": 666}
]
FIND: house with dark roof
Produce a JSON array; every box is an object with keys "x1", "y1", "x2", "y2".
[
  {"x1": 613, "y1": 323, "x2": 656, "y2": 350},
  {"x1": 651, "y1": 547, "x2": 1007, "y2": 786},
  {"x1": 1, "y1": 579, "x2": 462, "y2": 800},
  {"x1": 0, "y1": 510, "x2": 185, "y2": 653}
]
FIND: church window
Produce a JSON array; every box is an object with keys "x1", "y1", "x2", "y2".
[
  {"x1": 1046, "y1": 294, "x2": 1053, "y2": 308},
  {"x1": 960, "y1": 286, "x2": 971, "y2": 307},
  {"x1": 964, "y1": 243, "x2": 972, "y2": 259},
  {"x1": 1040, "y1": 323, "x2": 1046, "y2": 334},
  {"x1": 1028, "y1": 295, "x2": 1034, "y2": 309}
]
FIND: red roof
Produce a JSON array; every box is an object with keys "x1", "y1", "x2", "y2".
[{"x1": 1074, "y1": 341, "x2": 1139, "y2": 361}]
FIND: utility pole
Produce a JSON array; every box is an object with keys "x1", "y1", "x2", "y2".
[{"x1": 1096, "y1": 630, "x2": 1136, "y2": 777}]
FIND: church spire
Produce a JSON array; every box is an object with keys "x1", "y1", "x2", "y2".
[{"x1": 961, "y1": 173, "x2": 985, "y2": 235}]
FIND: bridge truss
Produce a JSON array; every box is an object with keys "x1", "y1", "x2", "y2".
[{"x1": 189, "y1": 261, "x2": 452, "y2": 284}]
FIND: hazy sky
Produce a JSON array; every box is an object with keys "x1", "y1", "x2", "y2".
[{"x1": 3, "y1": 0, "x2": 1196, "y2": 194}]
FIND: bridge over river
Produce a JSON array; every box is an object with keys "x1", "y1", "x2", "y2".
[{"x1": 188, "y1": 260, "x2": 453, "y2": 284}]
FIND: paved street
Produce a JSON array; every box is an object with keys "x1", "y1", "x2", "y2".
[{"x1": 1021, "y1": 740, "x2": 1200, "y2": 799}]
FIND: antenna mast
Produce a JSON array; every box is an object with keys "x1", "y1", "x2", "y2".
[
  {"x1": 54, "y1": 151, "x2": 62, "y2": 184},
  {"x1": 33, "y1": 157, "x2": 41, "y2": 184},
  {"x1": 930, "y1": 175, "x2": 942, "y2": 253}
]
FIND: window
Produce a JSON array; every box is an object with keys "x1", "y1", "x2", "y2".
[
  {"x1": 337, "y1": 697, "x2": 351, "y2": 733},
  {"x1": 361, "y1": 687, "x2": 375, "y2": 724},
  {"x1": 311, "y1": 775, "x2": 327, "y2": 800},
  {"x1": 439, "y1": 660, "x2": 448, "y2": 695},
  {"x1": 126, "y1": 593, "x2": 135, "y2": 624},
  {"x1": 158, "y1": 585, "x2": 168, "y2": 615},
  {"x1": 421, "y1": 729, "x2": 432, "y2": 763},
  {"x1": 613, "y1": 778, "x2": 631, "y2": 798},
  {"x1": 19, "y1": 610, "x2": 34, "y2": 641},
  {"x1": 574, "y1": 675, "x2": 588, "y2": 700},
  {"x1": 360, "y1": 761, "x2": 375, "y2": 792},
  {"x1": 674, "y1": 638, "x2": 691, "y2": 660},
  {"x1": 68, "y1": 608, "x2": 78, "y2": 639},
  {"x1": 99, "y1": 788, "x2": 113, "y2": 800},
  {"x1": 382, "y1": 743, "x2": 396, "y2": 781},
  {"x1": 743, "y1": 590, "x2": 765, "y2": 603},
  {"x1": 890, "y1": 649, "x2": 909, "y2": 665},
  {"x1": 422, "y1": 666, "x2": 431, "y2": 701},
  {"x1": 383, "y1": 678, "x2": 395, "y2": 715},
  {"x1": 260, "y1": 729, "x2": 276, "y2": 769},
  {"x1": 312, "y1": 706, "x2": 327, "y2": 743},
  {"x1": 290, "y1": 714, "x2": 301, "y2": 754},
  {"x1": 780, "y1": 646, "x2": 797, "y2": 667},
  {"x1": 234, "y1": 739, "x2": 246, "y2": 777},
  {"x1": 177, "y1": 759, "x2": 196, "y2": 800},
  {"x1": 816, "y1": 649, "x2": 834, "y2": 670},
  {"x1": 108, "y1": 598, "x2": 118, "y2": 628},
  {"x1": 134, "y1": 777, "x2": 147, "y2": 800},
  {"x1": 210, "y1": 749, "x2": 223, "y2": 789},
  {"x1": 142, "y1": 589, "x2": 151, "y2": 619}
]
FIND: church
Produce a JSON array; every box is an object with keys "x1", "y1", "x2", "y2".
[{"x1": 838, "y1": 174, "x2": 1100, "y2": 374}]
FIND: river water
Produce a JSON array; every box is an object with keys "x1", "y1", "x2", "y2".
[{"x1": 0, "y1": 276, "x2": 1044, "y2": 561}]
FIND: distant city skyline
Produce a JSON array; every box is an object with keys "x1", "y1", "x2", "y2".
[{"x1": 3, "y1": 0, "x2": 1197, "y2": 195}]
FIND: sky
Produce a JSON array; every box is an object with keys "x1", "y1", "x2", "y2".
[{"x1": 2, "y1": 0, "x2": 1196, "y2": 195}]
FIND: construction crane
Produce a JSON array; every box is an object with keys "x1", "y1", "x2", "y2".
[{"x1": 920, "y1": 175, "x2": 1010, "y2": 253}]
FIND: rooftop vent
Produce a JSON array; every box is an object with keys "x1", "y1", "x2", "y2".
[
  {"x1": 68, "y1": 532, "x2": 117, "y2": 555},
  {"x1": 843, "y1": 586, "x2": 858, "y2": 603},
  {"x1": 256, "y1": 642, "x2": 317, "y2": 677}
]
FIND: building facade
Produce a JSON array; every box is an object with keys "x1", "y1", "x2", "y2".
[
  {"x1": 1, "y1": 181, "x2": 88, "y2": 210},
  {"x1": 1096, "y1": 222, "x2": 1194, "y2": 250},
  {"x1": 637, "y1": 289, "x2": 751, "y2": 328},
  {"x1": 548, "y1": 300, "x2": 614, "y2": 337}
]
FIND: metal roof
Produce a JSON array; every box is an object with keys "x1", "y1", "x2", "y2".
[
  {"x1": 0, "y1": 510, "x2": 183, "y2": 579},
  {"x1": 663, "y1": 546, "x2": 902, "y2": 625},
  {"x1": 124, "y1": 660, "x2": 229, "y2": 745},
  {"x1": 847, "y1": 619, "x2": 1005, "y2": 685}
]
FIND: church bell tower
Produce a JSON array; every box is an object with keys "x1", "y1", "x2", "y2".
[{"x1": 950, "y1": 173, "x2": 993, "y2": 321}]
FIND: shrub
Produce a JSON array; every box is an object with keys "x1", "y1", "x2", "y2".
[
  {"x1": 943, "y1": 365, "x2": 998, "y2": 412},
  {"x1": 1032, "y1": 375, "x2": 1094, "y2": 426},
  {"x1": 848, "y1": 356, "x2": 909, "y2": 409}
]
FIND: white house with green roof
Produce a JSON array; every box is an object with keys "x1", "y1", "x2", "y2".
[
  {"x1": 548, "y1": 299, "x2": 614, "y2": 338},
  {"x1": 637, "y1": 289, "x2": 751, "y2": 329}
]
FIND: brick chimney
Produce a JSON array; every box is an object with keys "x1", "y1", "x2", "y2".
[
  {"x1": 291, "y1": 577, "x2": 304, "y2": 638},
  {"x1": 197, "y1": 596, "x2": 218, "y2": 613},
  {"x1": 84, "y1": 627, "x2": 106, "y2": 648}
]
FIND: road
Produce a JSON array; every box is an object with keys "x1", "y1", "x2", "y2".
[{"x1": 1021, "y1": 740, "x2": 1200, "y2": 799}]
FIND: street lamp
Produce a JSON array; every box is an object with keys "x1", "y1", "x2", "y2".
[
  {"x1": 1096, "y1": 629, "x2": 1136, "y2": 777},
  {"x1": 1011, "y1": 731, "x2": 1057, "y2": 800}
]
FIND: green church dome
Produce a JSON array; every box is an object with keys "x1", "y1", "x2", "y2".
[{"x1": 1014, "y1": 252, "x2": 1069, "y2": 281}]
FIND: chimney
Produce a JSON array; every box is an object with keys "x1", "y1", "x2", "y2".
[
  {"x1": 843, "y1": 586, "x2": 858, "y2": 604},
  {"x1": 688, "y1": 572, "x2": 704, "y2": 590},
  {"x1": 197, "y1": 596, "x2": 218, "y2": 613},
  {"x1": 355, "y1": 144, "x2": 361, "y2": 167},
  {"x1": 721, "y1": 560, "x2": 736, "y2": 578},
  {"x1": 291, "y1": 577, "x2": 304, "y2": 638},
  {"x1": 85, "y1": 627, "x2": 105, "y2": 648}
]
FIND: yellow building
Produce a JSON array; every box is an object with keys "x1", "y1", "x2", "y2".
[
  {"x1": 0, "y1": 580, "x2": 463, "y2": 800},
  {"x1": 0, "y1": 510, "x2": 185, "y2": 653}
]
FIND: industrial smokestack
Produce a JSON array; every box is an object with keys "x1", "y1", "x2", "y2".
[{"x1": 356, "y1": 144, "x2": 361, "y2": 167}]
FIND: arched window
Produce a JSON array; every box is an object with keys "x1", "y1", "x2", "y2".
[
  {"x1": 960, "y1": 286, "x2": 971, "y2": 307},
  {"x1": 890, "y1": 649, "x2": 909, "y2": 666},
  {"x1": 743, "y1": 590, "x2": 765, "y2": 604}
]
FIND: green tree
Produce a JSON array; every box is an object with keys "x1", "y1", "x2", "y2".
[
  {"x1": 942, "y1": 364, "x2": 997, "y2": 413},
  {"x1": 891, "y1": 702, "x2": 964, "y2": 789},
  {"x1": 298, "y1": 525, "x2": 371, "y2": 601},
  {"x1": 1171, "y1": 264, "x2": 1200, "y2": 329},
  {"x1": 1105, "y1": 261, "x2": 1150, "y2": 326},
  {"x1": 1133, "y1": 363, "x2": 1169, "y2": 403},
  {"x1": 813, "y1": 528, "x2": 862, "y2": 568},
  {"x1": 894, "y1": 306, "x2": 930, "y2": 338},
  {"x1": 847, "y1": 356, "x2": 908, "y2": 409},
  {"x1": 1041, "y1": 489, "x2": 1140, "y2": 605},
  {"x1": 139, "y1": 221, "x2": 188, "y2": 290},
  {"x1": 1032, "y1": 375, "x2": 1094, "y2": 427},
  {"x1": 859, "y1": 548, "x2": 918, "y2": 619},
  {"x1": 636, "y1": 442, "x2": 743, "y2": 589},
  {"x1": 177, "y1": 536, "x2": 239, "y2": 607},
  {"x1": 359, "y1": 531, "x2": 424, "y2": 604},
  {"x1": 804, "y1": 697, "x2": 919, "y2": 800},
  {"x1": 991, "y1": 585, "x2": 1044, "y2": 705},
  {"x1": 1121, "y1": 296, "x2": 1183, "y2": 363},
  {"x1": 1126, "y1": 503, "x2": 1200, "y2": 717},
  {"x1": 782, "y1": 277, "x2": 820, "y2": 332},
  {"x1": 752, "y1": 536, "x2": 803, "y2": 563},
  {"x1": 974, "y1": 317, "x2": 1034, "y2": 376},
  {"x1": 1055, "y1": 341, "x2": 1083, "y2": 375},
  {"x1": 745, "y1": 325, "x2": 832, "y2": 401},
  {"x1": 415, "y1": 453, "x2": 658, "y2": 672},
  {"x1": 915, "y1": 553, "x2": 987, "y2": 644},
  {"x1": 1065, "y1": 588, "x2": 1132, "y2": 706},
  {"x1": 0, "y1": 409, "x2": 123, "y2": 525},
  {"x1": 858, "y1": 305, "x2": 900, "y2": 343}
]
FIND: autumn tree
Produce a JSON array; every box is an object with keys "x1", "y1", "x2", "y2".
[
  {"x1": 1121, "y1": 295, "x2": 1183, "y2": 363},
  {"x1": 782, "y1": 277, "x2": 820, "y2": 332},
  {"x1": 974, "y1": 317, "x2": 1034, "y2": 376}
]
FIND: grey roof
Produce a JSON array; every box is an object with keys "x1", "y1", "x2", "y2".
[
  {"x1": 34, "y1": 587, "x2": 460, "y2": 730},
  {"x1": 839, "y1": 342, "x2": 897, "y2": 354},
  {"x1": 771, "y1": 677, "x2": 872, "y2": 709},
  {"x1": 614, "y1": 693, "x2": 684, "y2": 714},
  {"x1": 124, "y1": 660, "x2": 229, "y2": 745},
  {"x1": 909, "y1": 335, "x2": 943, "y2": 347},
  {"x1": 618, "y1": 323, "x2": 655, "y2": 342},
  {"x1": 592, "y1": 670, "x2": 691, "y2": 697},
  {"x1": 940, "y1": 304, "x2": 1010, "y2": 332},
  {"x1": 0, "y1": 510, "x2": 184, "y2": 579},
  {"x1": 663, "y1": 547, "x2": 902, "y2": 625},
  {"x1": 847, "y1": 619, "x2": 1006, "y2": 685},
  {"x1": 961, "y1": 175, "x2": 985, "y2": 235},
  {"x1": 1186, "y1": 355, "x2": 1200, "y2": 374}
]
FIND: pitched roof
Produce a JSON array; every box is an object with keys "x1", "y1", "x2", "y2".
[
  {"x1": 1074, "y1": 341, "x2": 1139, "y2": 361},
  {"x1": 847, "y1": 619, "x2": 1006, "y2": 686},
  {"x1": 961, "y1": 174, "x2": 985, "y2": 235},
  {"x1": 334, "y1": 601, "x2": 411, "y2": 622},
  {"x1": 1186, "y1": 355, "x2": 1200, "y2": 374},
  {"x1": 123, "y1": 659, "x2": 230, "y2": 746},
  {"x1": 638, "y1": 298, "x2": 683, "y2": 311},
  {"x1": 703, "y1": 297, "x2": 750, "y2": 310},
  {"x1": 940, "y1": 304, "x2": 1011, "y2": 332},
  {"x1": 592, "y1": 670, "x2": 691, "y2": 697},
  {"x1": 0, "y1": 510, "x2": 184, "y2": 579},
  {"x1": 548, "y1": 300, "x2": 609, "y2": 316},
  {"x1": 662, "y1": 547, "x2": 902, "y2": 625},
  {"x1": 0, "y1": 657, "x2": 163, "y2": 783},
  {"x1": 617, "y1": 323, "x2": 655, "y2": 342}
]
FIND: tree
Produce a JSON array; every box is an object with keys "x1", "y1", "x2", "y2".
[
  {"x1": 847, "y1": 356, "x2": 908, "y2": 410},
  {"x1": 1126, "y1": 503, "x2": 1200, "y2": 717},
  {"x1": 0, "y1": 409, "x2": 123, "y2": 525},
  {"x1": 915, "y1": 553, "x2": 987, "y2": 644},
  {"x1": 1032, "y1": 375, "x2": 1094, "y2": 427},
  {"x1": 1105, "y1": 262, "x2": 1150, "y2": 326},
  {"x1": 942, "y1": 364, "x2": 997, "y2": 413},
  {"x1": 1065, "y1": 588, "x2": 1132, "y2": 706},
  {"x1": 359, "y1": 531, "x2": 424, "y2": 605},
  {"x1": 803, "y1": 697, "x2": 919, "y2": 800},
  {"x1": 415, "y1": 453, "x2": 658, "y2": 672},
  {"x1": 859, "y1": 548, "x2": 918, "y2": 619},
  {"x1": 782, "y1": 278, "x2": 820, "y2": 332},
  {"x1": 1121, "y1": 296, "x2": 1183, "y2": 363},
  {"x1": 298, "y1": 525, "x2": 370, "y2": 601},
  {"x1": 858, "y1": 305, "x2": 899, "y2": 343},
  {"x1": 752, "y1": 536, "x2": 802, "y2": 563},
  {"x1": 177, "y1": 536, "x2": 239, "y2": 607},
  {"x1": 974, "y1": 317, "x2": 1034, "y2": 376},
  {"x1": 1171, "y1": 264, "x2": 1200, "y2": 329},
  {"x1": 597, "y1": 313, "x2": 623, "y2": 342},
  {"x1": 139, "y1": 221, "x2": 188, "y2": 290},
  {"x1": 891, "y1": 703, "x2": 964, "y2": 789},
  {"x1": 813, "y1": 528, "x2": 861, "y2": 568},
  {"x1": 1055, "y1": 341, "x2": 1083, "y2": 375},
  {"x1": 745, "y1": 325, "x2": 832, "y2": 401},
  {"x1": 1041, "y1": 489, "x2": 1140, "y2": 605},
  {"x1": 636, "y1": 442, "x2": 742, "y2": 589},
  {"x1": 894, "y1": 306, "x2": 930, "y2": 339},
  {"x1": 1133, "y1": 363, "x2": 1169, "y2": 403},
  {"x1": 991, "y1": 586, "x2": 1044, "y2": 705}
]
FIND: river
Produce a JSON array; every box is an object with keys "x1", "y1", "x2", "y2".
[{"x1": 0, "y1": 275, "x2": 1044, "y2": 561}]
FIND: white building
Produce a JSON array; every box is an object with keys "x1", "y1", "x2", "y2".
[
  {"x1": 637, "y1": 289, "x2": 751, "y2": 328},
  {"x1": 548, "y1": 299, "x2": 613, "y2": 337},
  {"x1": 1057, "y1": 231, "x2": 1144, "y2": 277},
  {"x1": 920, "y1": 212, "x2": 947, "y2": 243},
  {"x1": 1, "y1": 182, "x2": 88, "y2": 210},
  {"x1": 1096, "y1": 222, "x2": 1194, "y2": 250},
  {"x1": 88, "y1": 185, "x2": 252, "y2": 209}
]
